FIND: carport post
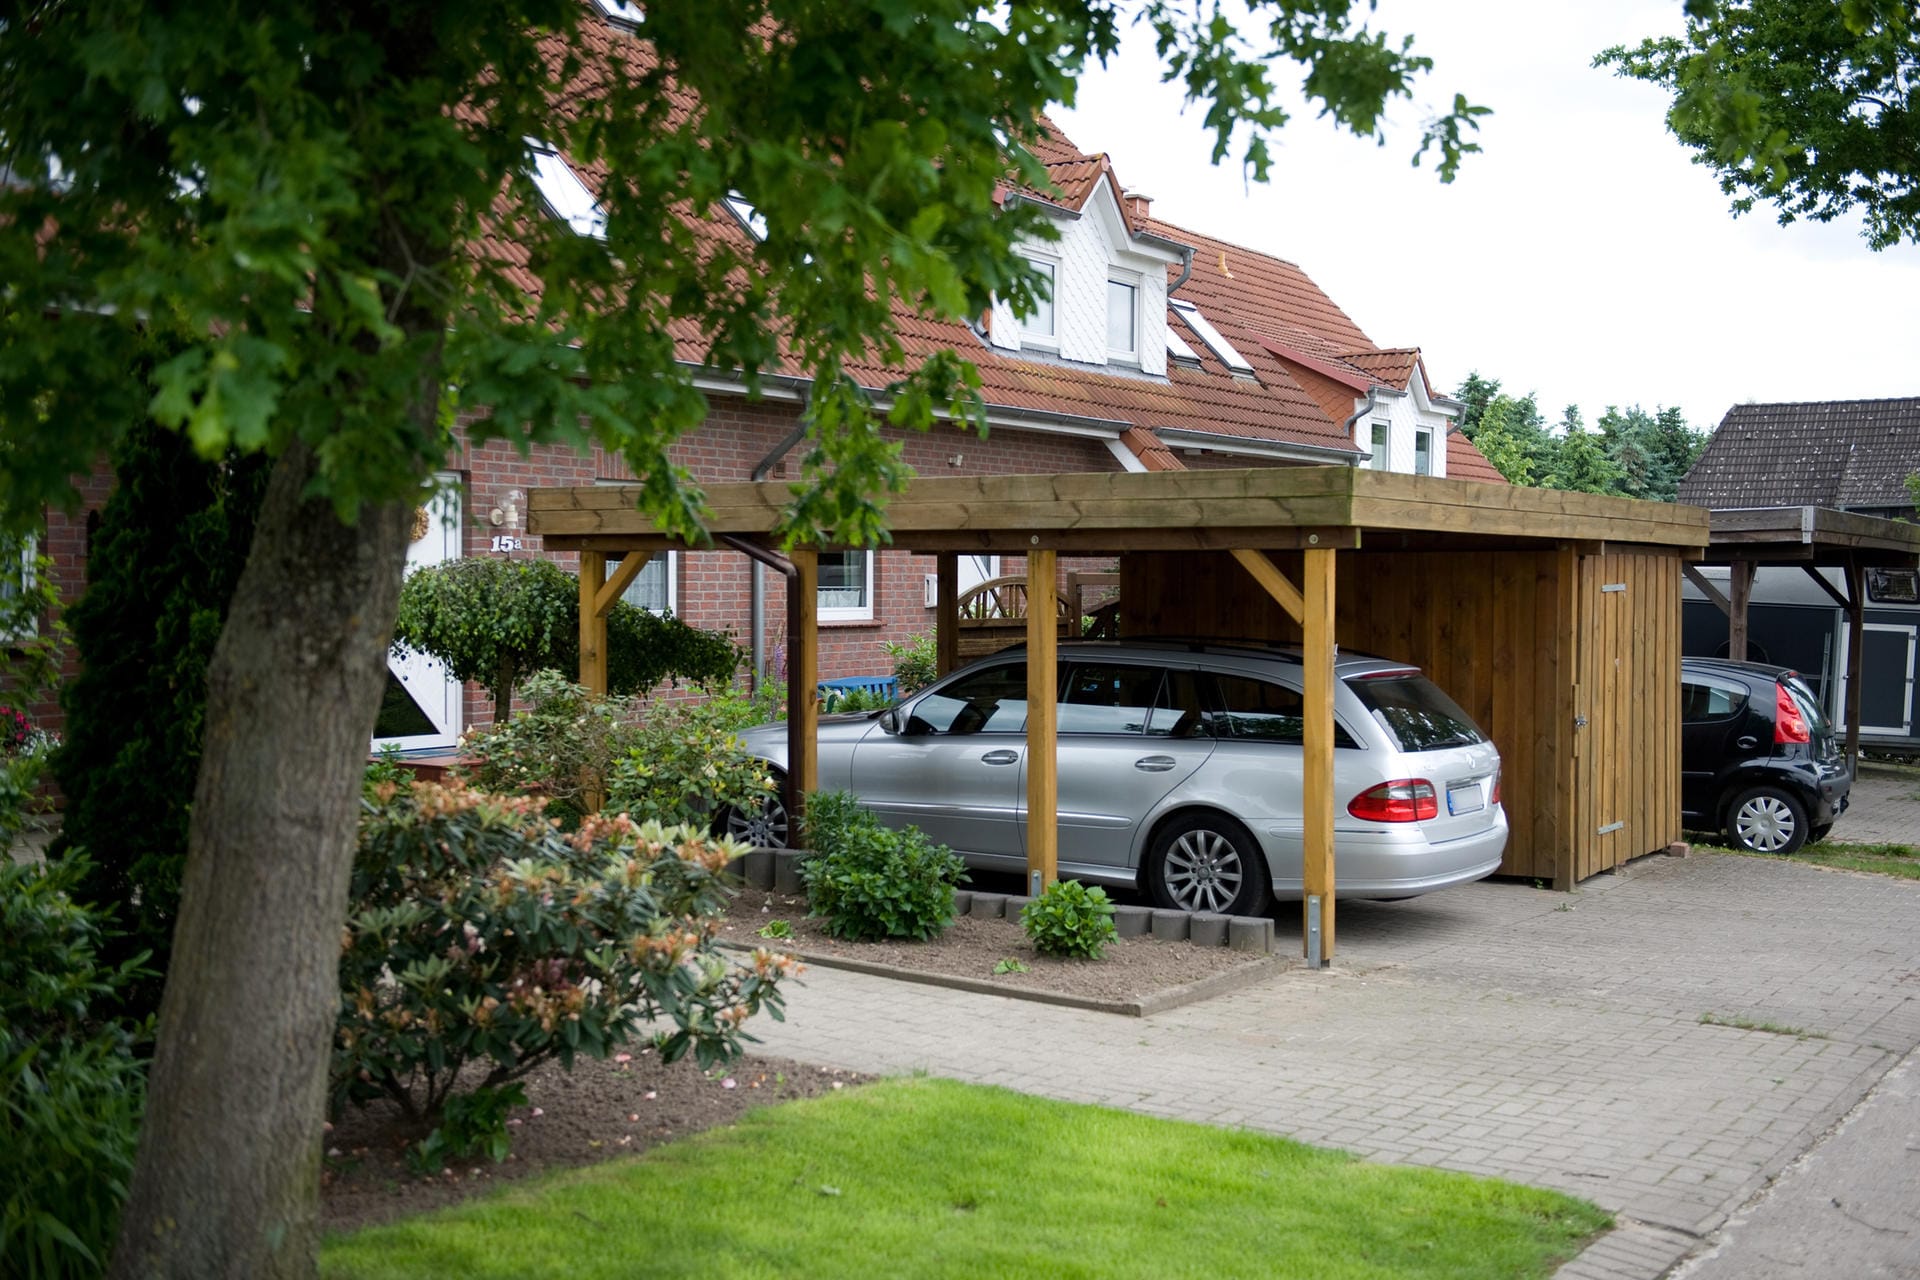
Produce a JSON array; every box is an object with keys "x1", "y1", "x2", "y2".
[
  {"x1": 1302, "y1": 546, "x2": 1337, "y2": 966},
  {"x1": 1025, "y1": 549, "x2": 1059, "y2": 894},
  {"x1": 788, "y1": 549, "x2": 819, "y2": 826}
]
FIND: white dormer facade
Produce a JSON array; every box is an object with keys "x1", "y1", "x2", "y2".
[
  {"x1": 1356, "y1": 363, "x2": 1460, "y2": 478},
  {"x1": 987, "y1": 180, "x2": 1185, "y2": 378}
]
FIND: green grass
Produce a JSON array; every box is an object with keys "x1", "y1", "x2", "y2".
[
  {"x1": 1699, "y1": 838, "x2": 1920, "y2": 881},
  {"x1": 322, "y1": 1078, "x2": 1609, "y2": 1280},
  {"x1": 1698, "y1": 1011, "x2": 1827, "y2": 1040}
]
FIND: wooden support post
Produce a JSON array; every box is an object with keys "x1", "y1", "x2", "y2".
[
  {"x1": 789, "y1": 550, "x2": 819, "y2": 829},
  {"x1": 1683, "y1": 564, "x2": 1732, "y2": 616},
  {"x1": 1025, "y1": 549, "x2": 1059, "y2": 893},
  {"x1": 1844, "y1": 555, "x2": 1865, "y2": 776},
  {"x1": 936, "y1": 552, "x2": 959, "y2": 677},
  {"x1": 578, "y1": 552, "x2": 609, "y2": 697},
  {"x1": 1727, "y1": 561, "x2": 1754, "y2": 662},
  {"x1": 1301, "y1": 546, "x2": 1336, "y2": 965},
  {"x1": 1229, "y1": 548, "x2": 1305, "y2": 624},
  {"x1": 595, "y1": 551, "x2": 652, "y2": 618}
]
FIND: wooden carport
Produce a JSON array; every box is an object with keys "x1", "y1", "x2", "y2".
[
  {"x1": 1683, "y1": 506, "x2": 1920, "y2": 773},
  {"x1": 530, "y1": 466, "x2": 1708, "y2": 964}
]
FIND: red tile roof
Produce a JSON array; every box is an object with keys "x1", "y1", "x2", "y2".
[{"x1": 1447, "y1": 432, "x2": 1507, "y2": 483}]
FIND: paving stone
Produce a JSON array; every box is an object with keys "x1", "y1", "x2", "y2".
[
  {"x1": 969, "y1": 893, "x2": 1007, "y2": 920},
  {"x1": 1113, "y1": 904, "x2": 1154, "y2": 937},
  {"x1": 1150, "y1": 909, "x2": 1189, "y2": 942}
]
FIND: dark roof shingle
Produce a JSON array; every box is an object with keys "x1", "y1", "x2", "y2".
[{"x1": 1679, "y1": 398, "x2": 1920, "y2": 509}]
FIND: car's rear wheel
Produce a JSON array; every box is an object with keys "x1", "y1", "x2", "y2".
[
  {"x1": 1726, "y1": 785, "x2": 1808, "y2": 855},
  {"x1": 1145, "y1": 812, "x2": 1273, "y2": 917},
  {"x1": 1809, "y1": 822, "x2": 1833, "y2": 844},
  {"x1": 718, "y1": 770, "x2": 791, "y2": 849}
]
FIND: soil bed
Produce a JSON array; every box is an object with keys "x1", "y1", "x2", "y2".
[
  {"x1": 322, "y1": 1049, "x2": 860, "y2": 1235},
  {"x1": 718, "y1": 885, "x2": 1273, "y2": 1006}
]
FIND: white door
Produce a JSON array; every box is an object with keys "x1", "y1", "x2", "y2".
[
  {"x1": 1838, "y1": 622, "x2": 1918, "y2": 736},
  {"x1": 373, "y1": 480, "x2": 464, "y2": 751}
]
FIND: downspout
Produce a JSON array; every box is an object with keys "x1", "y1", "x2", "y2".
[
  {"x1": 749, "y1": 403, "x2": 811, "y2": 689},
  {"x1": 1343, "y1": 385, "x2": 1383, "y2": 467},
  {"x1": 1165, "y1": 242, "x2": 1195, "y2": 297}
]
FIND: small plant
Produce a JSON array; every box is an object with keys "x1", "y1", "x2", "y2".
[
  {"x1": 884, "y1": 631, "x2": 938, "y2": 696},
  {"x1": 799, "y1": 791, "x2": 967, "y2": 942},
  {"x1": 820, "y1": 685, "x2": 893, "y2": 713},
  {"x1": 1698, "y1": 1011, "x2": 1826, "y2": 1040},
  {"x1": 1020, "y1": 880, "x2": 1118, "y2": 959},
  {"x1": 992, "y1": 957, "x2": 1030, "y2": 976},
  {"x1": 407, "y1": 1082, "x2": 529, "y2": 1176},
  {"x1": 757, "y1": 920, "x2": 794, "y2": 940}
]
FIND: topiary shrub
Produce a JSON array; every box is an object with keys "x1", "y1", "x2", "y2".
[
  {"x1": 391, "y1": 556, "x2": 740, "y2": 721},
  {"x1": 798, "y1": 791, "x2": 966, "y2": 942},
  {"x1": 335, "y1": 779, "x2": 795, "y2": 1127},
  {"x1": 0, "y1": 856, "x2": 152, "y2": 1280},
  {"x1": 1020, "y1": 879, "x2": 1118, "y2": 959},
  {"x1": 49, "y1": 423, "x2": 269, "y2": 1021}
]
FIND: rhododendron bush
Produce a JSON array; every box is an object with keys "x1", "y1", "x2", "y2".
[{"x1": 334, "y1": 780, "x2": 796, "y2": 1123}]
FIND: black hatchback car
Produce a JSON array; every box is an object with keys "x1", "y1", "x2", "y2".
[{"x1": 1680, "y1": 657, "x2": 1851, "y2": 854}]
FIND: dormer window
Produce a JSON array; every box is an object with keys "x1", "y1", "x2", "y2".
[
  {"x1": 1107, "y1": 277, "x2": 1138, "y2": 360},
  {"x1": 1369, "y1": 422, "x2": 1391, "y2": 470},
  {"x1": 525, "y1": 140, "x2": 605, "y2": 239},
  {"x1": 1017, "y1": 256, "x2": 1057, "y2": 346},
  {"x1": 1414, "y1": 428, "x2": 1433, "y2": 475}
]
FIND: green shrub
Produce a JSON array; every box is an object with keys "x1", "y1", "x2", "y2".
[
  {"x1": 335, "y1": 780, "x2": 795, "y2": 1125},
  {"x1": 820, "y1": 685, "x2": 892, "y2": 713},
  {"x1": 392, "y1": 557, "x2": 739, "y2": 721},
  {"x1": 0, "y1": 729, "x2": 56, "y2": 847},
  {"x1": 799, "y1": 792, "x2": 966, "y2": 941},
  {"x1": 1021, "y1": 880, "x2": 1118, "y2": 959},
  {"x1": 604, "y1": 697, "x2": 773, "y2": 829},
  {"x1": 406, "y1": 1082, "x2": 528, "y2": 1176},
  {"x1": 702, "y1": 677, "x2": 788, "y2": 730},
  {"x1": 458, "y1": 669, "x2": 631, "y2": 827},
  {"x1": 884, "y1": 630, "x2": 938, "y2": 695},
  {"x1": 0, "y1": 857, "x2": 152, "y2": 1280}
]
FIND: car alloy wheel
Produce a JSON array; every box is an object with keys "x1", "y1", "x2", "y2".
[
  {"x1": 1148, "y1": 813, "x2": 1271, "y2": 917},
  {"x1": 722, "y1": 774, "x2": 790, "y2": 849},
  {"x1": 1728, "y1": 785, "x2": 1807, "y2": 856}
]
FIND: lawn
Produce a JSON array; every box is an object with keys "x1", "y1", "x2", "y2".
[
  {"x1": 1703, "y1": 838, "x2": 1920, "y2": 881},
  {"x1": 323, "y1": 1077, "x2": 1609, "y2": 1280}
]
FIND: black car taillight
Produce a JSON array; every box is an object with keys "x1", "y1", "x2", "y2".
[{"x1": 1774, "y1": 682, "x2": 1810, "y2": 745}]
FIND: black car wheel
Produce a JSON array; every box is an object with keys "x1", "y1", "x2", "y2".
[
  {"x1": 718, "y1": 770, "x2": 790, "y2": 849},
  {"x1": 1808, "y1": 822, "x2": 1833, "y2": 845},
  {"x1": 1725, "y1": 785, "x2": 1808, "y2": 855},
  {"x1": 1146, "y1": 812, "x2": 1273, "y2": 917}
]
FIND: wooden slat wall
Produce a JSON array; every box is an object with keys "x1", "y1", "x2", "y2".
[{"x1": 1123, "y1": 549, "x2": 1578, "y2": 881}]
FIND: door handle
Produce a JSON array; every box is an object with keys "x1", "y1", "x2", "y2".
[
  {"x1": 1736, "y1": 736, "x2": 1759, "y2": 750},
  {"x1": 1134, "y1": 755, "x2": 1177, "y2": 772},
  {"x1": 981, "y1": 749, "x2": 1020, "y2": 766}
]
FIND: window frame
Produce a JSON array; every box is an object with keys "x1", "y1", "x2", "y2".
[
  {"x1": 617, "y1": 550, "x2": 678, "y2": 616},
  {"x1": 523, "y1": 139, "x2": 606, "y2": 239},
  {"x1": 1368, "y1": 421, "x2": 1391, "y2": 470},
  {"x1": 817, "y1": 548, "x2": 875, "y2": 623},
  {"x1": 1413, "y1": 427, "x2": 1433, "y2": 476},
  {"x1": 1015, "y1": 253, "x2": 1059, "y2": 349},
  {"x1": 0, "y1": 533, "x2": 38, "y2": 643}
]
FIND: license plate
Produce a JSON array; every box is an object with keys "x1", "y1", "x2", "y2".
[{"x1": 1446, "y1": 782, "x2": 1484, "y2": 816}]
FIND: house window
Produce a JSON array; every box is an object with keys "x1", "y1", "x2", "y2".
[
  {"x1": 1107, "y1": 278, "x2": 1138, "y2": 358},
  {"x1": 818, "y1": 550, "x2": 874, "y2": 622},
  {"x1": 1369, "y1": 422, "x2": 1391, "y2": 470},
  {"x1": 1017, "y1": 257, "x2": 1056, "y2": 343},
  {"x1": 524, "y1": 140, "x2": 605, "y2": 239},
  {"x1": 616, "y1": 551, "x2": 677, "y2": 615},
  {"x1": 0, "y1": 533, "x2": 37, "y2": 642},
  {"x1": 1168, "y1": 300, "x2": 1254, "y2": 373},
  {"x1": 1414, "y1": 428, "x2": 1433, "y2": 476}
]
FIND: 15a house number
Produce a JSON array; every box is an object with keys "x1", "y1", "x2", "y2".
[{"x1": 490, "y1": 534, "x2": 523, "y2": 553}]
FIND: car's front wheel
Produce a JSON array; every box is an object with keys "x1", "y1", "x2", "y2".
[
  {"x1": 717, "y1": 770, "x2": 791, "y2": 849},
  {"x1": 1725, "y1": 785, "x2": 1808, "y2": 855},
  {"x1": 1145, "y1": 812, "x2": 1273, "y2": 917}
]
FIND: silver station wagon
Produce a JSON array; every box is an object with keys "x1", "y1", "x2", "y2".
[{"x1": 729, "y1": 640, "x2": 1508, "y2": 917}]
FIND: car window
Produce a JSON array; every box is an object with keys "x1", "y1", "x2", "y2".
[
  {"x1": 1781, "y1": 674, "x2": 1832, "y2": 737},
  {"x1": 1210, "y1": 674, "x2": 1359, "y2": 748},
  {"x1": 1149, "y1": 670, "x2": 1208, "y2": 739},
  {"x1": 1680, "y1": 678, "x2": 1748, "y2": 723},
  {"x1": 1345, "y1": 674, "x2": 1484, "y2": 751},
  {"x1": 1058, "y1": 663, "x2": 1161, "y2": 735},
  {"x1": 907, "y1": 663, "x2": 1028, "y2": 735}
]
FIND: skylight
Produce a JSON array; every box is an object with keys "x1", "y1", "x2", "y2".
[
  {"x1": 1166, "y1": 325, "x2": 1201, "y2": 366},
  {"x1": 1169, "y1": 299, "x2": 1254, "y2": 374},
  {"x1": 525, "y1": 140, "x2": 605, "y2": 239},
  {"x1": 724, "y1": 192, "x2": 767, "y2": 242},
  {"x1": 591, "y1": 0, "x2": 644, "y2": 26}
]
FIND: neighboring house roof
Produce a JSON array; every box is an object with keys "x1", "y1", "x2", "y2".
[
  {"x1": 1679, "y1": 398, "x2": 1920, "y2": 510},
  {"x1": 1446, "y1": 432, "x2": 1506, "y2": 483}
]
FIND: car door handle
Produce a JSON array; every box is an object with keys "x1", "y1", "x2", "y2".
[
  {"x1": 1134, "y1": 755, "x2": 1177, "y2": 772},
  {"x1": 981, "y1": 750, "x2": 1020, "y2": 765},
  {"x1": 1736, "y1": 735, "x2": 1759, "y2": 750}
]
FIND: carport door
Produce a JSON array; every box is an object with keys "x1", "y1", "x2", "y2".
[{"x1": 1857, "y1": 624, "x2": 1917, "y2": 735}]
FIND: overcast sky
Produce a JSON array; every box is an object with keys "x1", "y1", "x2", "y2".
[{"x1": 1054, "y1": 0, "x2": 1920, "y2": 434}]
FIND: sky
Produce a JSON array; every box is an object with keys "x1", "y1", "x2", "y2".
[{"x1": 1054, "y1": 0, "x2": 1920, "y2": 434}]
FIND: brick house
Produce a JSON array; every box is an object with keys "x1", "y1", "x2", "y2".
[{"x1": 19, "y1": 52, "x2": 1500, "y2": 750}]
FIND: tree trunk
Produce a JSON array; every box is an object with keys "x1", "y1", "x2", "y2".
[{"x1": 109, "y1": 441, "x2": 413, "y2": 1280}]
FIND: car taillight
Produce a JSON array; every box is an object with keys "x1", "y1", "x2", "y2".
[
  {"x1": 1774, "y1": 682, "x2": 1810, "y2": 745},
  {"x1": 1491, "y1": 770, "x2": 1501, "y2": 805},
  {"x1": 1348, "y1": 779, "x2": 1438, "y2": 823}
]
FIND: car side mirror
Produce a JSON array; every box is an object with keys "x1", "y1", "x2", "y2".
[{"x1": 879, "y1": 708, "x2": 903, "y2": 735}]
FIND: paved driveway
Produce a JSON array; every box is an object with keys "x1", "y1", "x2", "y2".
[{"x1": 752, "y1": 850, "x2": 1920, "y2": 1278}]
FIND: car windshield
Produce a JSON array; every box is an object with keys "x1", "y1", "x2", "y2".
[
  {"x1": 1346, "y1": 673, "x2": 1485, "y2": 752},
  {"x1": 1782, "y1": 674, "x2": 1832, "y2": 738}
]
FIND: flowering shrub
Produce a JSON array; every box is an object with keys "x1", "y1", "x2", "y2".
[
  {"x1": 604, "y1": 698, "x2": 773, "y2": 828},
  {"x1": 799, "y1": 791, "x2": 966, "y2": 942},
  {"x1": 0, "y1": 729, "x2": 57, "y2": 846},
  {"x1": 0, "y1": 706, "x2": 30, "y2": 754},
  {"x1": 334, "y1": 780, "x2": 797, "y2": 1125},
  {"x1": 458, "y1": 670, "x2": 630, "y2": 827}
]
